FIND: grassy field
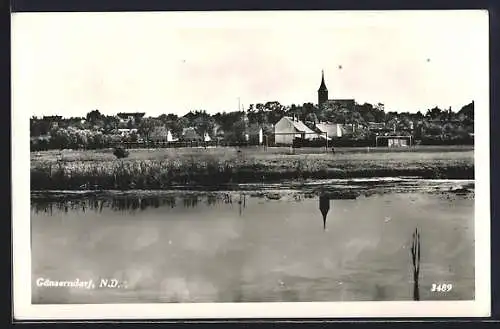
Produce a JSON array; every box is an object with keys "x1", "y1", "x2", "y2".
[{"x1": 31, "y1": 145, "x2": 474, "y2": 190}]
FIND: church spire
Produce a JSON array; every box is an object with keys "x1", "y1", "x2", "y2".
[
  {"x1": 318, "y1": 70, "x2": 328, "y2": 107},
  {"x1": 318, "y1": 69, "x2": 328, "y2": 92}
]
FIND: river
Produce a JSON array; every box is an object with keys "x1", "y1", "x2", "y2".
[{"x1": 31, "y1": 178, "x2": 474, "y2": 304}]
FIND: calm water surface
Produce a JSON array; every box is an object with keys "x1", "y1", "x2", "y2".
[{"x1": 31, "y1": 179, "x2": 474, "y2": 303}]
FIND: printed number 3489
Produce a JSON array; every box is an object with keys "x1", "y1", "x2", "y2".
[{"x1": 431, "y1": 283, "x2": 453, "y2": 292}]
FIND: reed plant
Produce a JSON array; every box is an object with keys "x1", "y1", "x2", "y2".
[
  {"x1": 411, "y1": 227, "x2": 421, "y2": 301},
  {"x1": 30, "y1": 149, "x2": 474, "y2": 190}
]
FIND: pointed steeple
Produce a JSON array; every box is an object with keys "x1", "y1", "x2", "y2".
[
  {"x1": 318, "y1": 70, "x2": 329, "y2": 107},
  {"x1": 318, "y1": 70, "x2": 328, "y2": 92}
]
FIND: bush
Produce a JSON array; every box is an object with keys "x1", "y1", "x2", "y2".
[{"x1": 113, "y1": 147, "x2": 129, "y2": 159}]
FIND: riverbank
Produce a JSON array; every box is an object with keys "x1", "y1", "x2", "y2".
[
  {"x1": 31, "y1": 178, "x2": 475, "y2": 203},
  {"x1": 30, "y1": 146, "x2": 474, "y2": 190}
]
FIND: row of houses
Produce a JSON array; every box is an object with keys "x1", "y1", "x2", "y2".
[
  {"x1": 272, "y1": 116, "x2": 417, "y2": 146},
  {"x1": 273, "y1": 116, "x2": 357, "y2": 145},
  {"x1": 147, "y1": 126, "x2": 263, "y2": 143},
  {"x1": 38, "y1": 111, "x2": 409, "y2": 146},
  {"x1": 113, "y1": 126, "x2": 212, "y2": 143},
  {"x1": 114, "y1": 115, "x2": 399, "y2": 145}
]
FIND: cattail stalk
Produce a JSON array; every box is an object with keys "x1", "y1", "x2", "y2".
[{"x1": 411, "y1": 228, "x2": 421, "y2": 301}]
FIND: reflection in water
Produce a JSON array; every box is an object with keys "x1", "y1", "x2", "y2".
[
  {"x1": 165, "y1": 196, "x2": 176, "y2": 208},
  {"x1": 30, "y1": 192, "x2": 249, "y2": 215},
  {"x1": 32, "y1": 193, "x2": 338, "y2": 223},
  {"x1": 319, "y1": 193, "x2": 331, "y2": 230},
  {"x1": 207, "y1": 194, "x2": 217, "y2": 206},
  {"x1": 223, "y1": 193, "x2": 233, "y2": 204},
  {"x1": 31, "y1": 188, "x2": 475, "y2": 303},
  {"x1": 238, "y1": 193, "x2": 247, "y2": 216},
  {"x1": 183, "y1": 195, "x2": 199, "y2": 208}
]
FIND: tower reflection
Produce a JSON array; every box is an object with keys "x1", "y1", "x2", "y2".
[{"x1": 319, "y1": 193, "x2": 331, "y2": 230}]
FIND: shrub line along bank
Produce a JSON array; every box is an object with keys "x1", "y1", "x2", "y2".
[{"x1": 31, "y1": 158, "x2": 474, "y2": 191}]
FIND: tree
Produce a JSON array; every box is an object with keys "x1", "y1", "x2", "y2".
[
  {"x1": 86, "y1": 109, "x2": 103, "y2": 124},
  {"x1": 305, "y1": 112, "x2": 318, "y2": 123},
  {"x1": 458, "y1": 101, "x2": 474, "y2": 126},
  {"x1": 414, "y1": 121, "x2": 425, "y2": 139},
  {"x1": 355, "y1": 103, "x2": 379, "y2": 123},
  {"x1": 214, "y1": 111, "x2": 244, "y2": 133},
  {"x1": 302, "y1": 103, "x2": 316, "y2": 122},
  {"x1": 323, "y1": 107, "x2": 346, "y2": 124},
  {"x1": 138, "y1": 118, "x2": 160, "y2": 141},
  {"x1": 193, "y1": 116, "x2": 216, "y2": 138},
  {"x1": 30, "y1": 118, "x2": 52, "y2": 137},
  {"x1": 347, "y1": 110, "x2": 364, "y2": 126},
  {"x1": 166, "y1": 117, "x2": 186, "y2": 139},
  {"x1": 247, "y1": 104, "x2": 264, "y2": 125},
  {"x1": 103, "y1": 115, "x2": 119, "y2": 134},
  {"x1": 224, "y1": 117, "x2": 247, "y2": 143},
  {"x1": 425, "y1": 107, "x2": 443, "y2": 120},
  {"x1": 49, "y1": 127, "x2": 78, "y2": 149},
  {"x1": 423, "y1": 122, "x2": 443, "y2": 136},
  {"x1": 183, "y1": 111, "x2": 198, "y2": 124},
  {"x1": 128, "y1": 131, "x2": 139, "y2": 143}
]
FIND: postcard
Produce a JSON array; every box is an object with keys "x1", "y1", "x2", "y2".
[{"x1": 12, "y1": 10, "x2": 490, "y2": 320}]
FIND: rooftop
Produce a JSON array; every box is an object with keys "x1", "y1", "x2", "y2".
[
  {"x1": 116, "y1": 112, "x2": 146, "y2": 118},
  {"x1": 282, "y1": 116, "x2": 316, "y2": 134}
]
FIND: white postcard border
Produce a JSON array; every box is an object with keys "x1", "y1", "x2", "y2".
[{"x1": 12, "y1": 10, "x2": 491, "y2": 320}]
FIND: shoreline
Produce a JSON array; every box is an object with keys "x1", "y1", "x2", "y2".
[
  {"x1": 30, "y1": 147, "x2": 474, "y2": 191},
  {"x1": 31, "y1": 165, "x2": 474, "y2": 191},
  {"x1": 30, "y1": 177, "x2": 475, "y2": 200}
]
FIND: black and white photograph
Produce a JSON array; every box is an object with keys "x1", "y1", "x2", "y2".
[{"x1": 12, "y1": 10, "x2": 490, "y2": 319}]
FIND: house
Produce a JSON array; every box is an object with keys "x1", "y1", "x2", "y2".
[
  {"x1": 388, "y1": 137, "x2": 410, "y2": 147},
  {"x1": 340, "y1": 124, "x2": 354, "y2": 136},
  {"x1": 181, "y1": 127, "x2": 202, "y2": 141},
  {"x1": 116, "y1": 112, "x2": 146, "y2": 125},
  {"x1": 41, "y1": 115, "x2": 63, "y2": 129},
  {"x1": 315, "y1": 122, "x2": 343, "y2": 139},
  {"x1": 42, "y1": 115, "x2": 62, "y2": 121},
  {"x1": 367, "y1": 122, "x2": 386, "y2": 132},
  {"x1": 274, "y1": 116, "x2": 321, "y2": 145},
  {"x1": 375, "y1": 134, "x2": 413, "y2": 147},
  {"x1": 116, "y1": 128, "x2": 139, "y2": 137}
]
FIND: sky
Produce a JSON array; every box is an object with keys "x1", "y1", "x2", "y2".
[{"x1": 11, "y1": 10, "x2": 489, "y2": 118}]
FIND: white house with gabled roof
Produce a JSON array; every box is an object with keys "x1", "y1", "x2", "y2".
[{"x1": 274, "y1": 116, "x2": 322, "y2": 145}]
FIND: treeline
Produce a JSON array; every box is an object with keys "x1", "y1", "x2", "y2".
[{"x1": 30, "y1": 100, "x2": 474, "y2": 151}]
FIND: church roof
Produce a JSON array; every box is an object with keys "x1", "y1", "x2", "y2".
[{"x1": 318, "y1": 70, "x2": 328, "y2": 92}]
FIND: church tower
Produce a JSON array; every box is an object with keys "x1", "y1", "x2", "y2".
[{"x1": 318, "y1": 70, "x2": 328, "y2": 108}]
